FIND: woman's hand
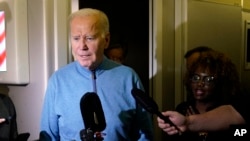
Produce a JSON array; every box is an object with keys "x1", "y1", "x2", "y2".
[{"x1": 157, "y1": 111, "x2": 187, "y2": 135}]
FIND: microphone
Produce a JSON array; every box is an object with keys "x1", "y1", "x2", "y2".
[
  {"x1": 80, "y1": 92, "x2": 106, "y2": 141},
  {"x1": 131, "y1": 88, "x2": 182, "y2": 134},
  {"x1": 39, "y1": 131, "x2": 51, "y2": 141}
]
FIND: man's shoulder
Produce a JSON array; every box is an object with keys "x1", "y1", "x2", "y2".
[{"x1": 52, "y1": 62, "x2": 77, "y2": 74}]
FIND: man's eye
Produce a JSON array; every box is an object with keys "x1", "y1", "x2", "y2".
[
  {"x1": 86, "y1": 37, "x2": 94, "y2": 41},
  {"x1": 72, "y1": 37, "x2": 80, "y2": 41}
]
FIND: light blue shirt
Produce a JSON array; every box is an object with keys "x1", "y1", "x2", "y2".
[{"x1": 40, "y1": 57, "x2": 153, "y2": 141}]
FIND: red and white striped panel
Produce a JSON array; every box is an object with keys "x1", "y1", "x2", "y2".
[{"x1": 0, "y1": 11, "x2": 6, "y2": 71}]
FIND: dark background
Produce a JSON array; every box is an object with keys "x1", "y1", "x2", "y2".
[{"x1": 247, "y1": 29, "x2": 250, "y2": 62}]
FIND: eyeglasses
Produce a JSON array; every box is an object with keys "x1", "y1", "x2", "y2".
[{"x1": 190, "y1": 74, "x2": 215, "y2": 85}]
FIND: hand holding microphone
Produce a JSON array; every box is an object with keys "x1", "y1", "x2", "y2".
[{"x1": 131, "y1": 88, "x2": 182, "y2": 135}]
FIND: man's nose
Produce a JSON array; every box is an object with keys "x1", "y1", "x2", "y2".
[{"x1": 79, "y1": 38, "x2": 88, "y2": 49}]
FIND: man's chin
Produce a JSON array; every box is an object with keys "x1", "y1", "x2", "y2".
[
  {"x1": 79, "y1": 61, "x2": 97, "y2": 70},
  {"x1": 78, "y1": 61, "x2": 90, "y2": 67}
]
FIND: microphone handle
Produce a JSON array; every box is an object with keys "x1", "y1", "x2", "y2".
[
  {"x1": 156, "y1": 111, "x2": 175, "y2": 126},
  {"x1": 80, "y1": 129, "x2": 95, "y2": 141}
]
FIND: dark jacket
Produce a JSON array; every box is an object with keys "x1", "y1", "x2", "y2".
[{"x1": 0, "y1": 93, "x2": 18, "y2": 141}]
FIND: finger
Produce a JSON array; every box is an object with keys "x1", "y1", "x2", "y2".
[
  {"x1": 158, "y1": 122, "x2": 170, "y2": 129},
  {"x1": 157, "y1": 116, "x2": 169, "y2": 125},
  {"x1": 163, "y1": 126, "x2": 179, "y2": 135}
]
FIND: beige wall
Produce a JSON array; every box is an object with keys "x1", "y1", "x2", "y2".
[
  {"x1": 187, "y1": 1, "x2": 242, "y2": 69},
  {"x1": 7, "y1": 0, "x2": 70, "y2": 140},
  {"x1": 150, "y1": 1, "x2": 176, "y2": 140}
]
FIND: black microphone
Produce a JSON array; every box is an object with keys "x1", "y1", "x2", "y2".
[
  {"x1": 80, "y1": 92, "x2": 106, "y2": 141},
  {"x1": 131, "y1": 88, "x2": 182, "y2": 134},
  {"x1": 39, "y1": 131, "x2": 51, "y2": 141}
]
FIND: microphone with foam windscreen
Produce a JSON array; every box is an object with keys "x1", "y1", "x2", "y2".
[
  {"x1": 80, "y1": 92, "x2": 106, "y2": 141},
  {"x1": 131, "y1": 88, "x2": 182, "y2": 134}
]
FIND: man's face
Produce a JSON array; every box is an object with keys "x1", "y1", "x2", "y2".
[
  {"x1": 70, "y1": 16, "x2": 110, "y2": 70},
  {"x1": 106, "y1": 48, "x2": 125, "y2": 64}
]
